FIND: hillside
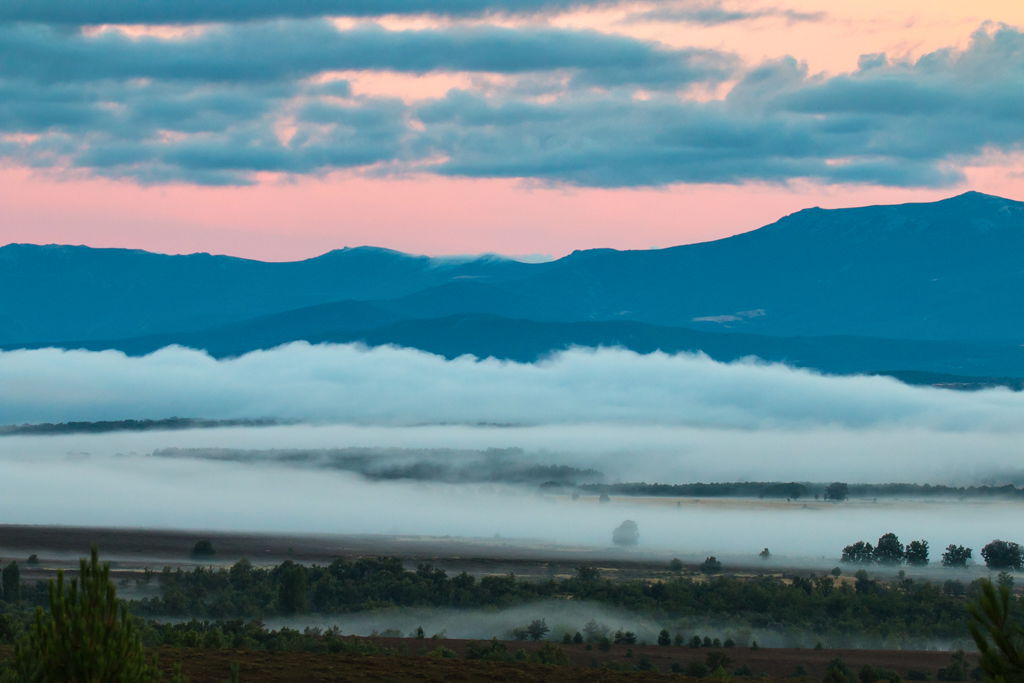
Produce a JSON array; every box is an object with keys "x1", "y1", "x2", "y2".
[{"x1": 4, "y1": 192, "x2": 1024, "y2": 380}]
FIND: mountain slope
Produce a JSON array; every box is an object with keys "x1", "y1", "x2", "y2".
[
  {"x1": 3, "y1": 191, "x2": 1023, "y2": 350},
  {"x1": 16, "y1": 313, "x2": 1024, "y2": 381},
  {"x1": 507, "y1": 191, "x2": 1024, "y2": 341},
  {"x1": 0, "y1": 245, "x2": 530, "y2": 344}
]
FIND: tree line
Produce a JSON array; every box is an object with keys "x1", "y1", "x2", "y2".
[
  {"x1": 128, "y1": 556, "x2": 985, "y2": 646},
  {"x1": 841, "y1": 533, "x2": 1022, "y2": 569}
]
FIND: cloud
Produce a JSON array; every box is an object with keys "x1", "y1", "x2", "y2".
[
  {"x1": 414, "y1": 26, "x2": 1024, "y2": 187},
  {"x1": 626, "y1": 1, "x2": 824, "y2": 26},
  {"x1": 2, "y1": 22, "x2": 731, "y2": 85},
  {"x1": 2, "y1": 343, "x2": 1023, "y2": 558},
  {"x1": 0, "y1": 0, "x2": 618, "y2": 25},
  {"x1": 6, "y1": 439, "x2": 1022, "y2": 560},
  {"x1": 0, "y1": 20, "x2": 1022, "y2": 186},
  {"x1": 2, "y1": 343, "x2": 1022, "y2": 430}
]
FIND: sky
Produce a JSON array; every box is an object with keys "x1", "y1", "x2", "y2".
[{"x1": 2, "y1": 0, "x2": 1023, "y2": 260}]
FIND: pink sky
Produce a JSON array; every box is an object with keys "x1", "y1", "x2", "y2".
[
  {"x1": 2, "y1": 0, "x2": 1023, "y2": 261},
  {"x1": 4, "y1": 166, "x2": 1021, "y2": 261}
]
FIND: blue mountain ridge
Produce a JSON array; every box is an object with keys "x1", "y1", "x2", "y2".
[{"x1": 4, "y1": 191, "x2": 1024, "y2": 382}]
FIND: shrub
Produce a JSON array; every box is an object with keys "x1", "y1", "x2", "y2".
[
  {"x1": 14, "y1": 547, "x2": 159, "y2": 682},
  {"x1": 700, "y1": 556, "x2": 723, "y2": 574}
]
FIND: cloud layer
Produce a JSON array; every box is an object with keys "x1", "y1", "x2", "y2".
[
  {"x1": 2, "y1": 343, "x2": 1023, "y2": 556},
  {"x1": 1, "y1": 4, "x2": 1022, "y2": 187},
  {"x1": 2, "y1": 343, "x2": 1023, "y2": 430}
]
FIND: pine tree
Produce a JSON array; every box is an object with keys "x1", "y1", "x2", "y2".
[
  {"x1": 2, "y1": 562, "x2": 20, "y2": 602},
  {"x1": 968, "y1": 578, "x2": 1024, "y2": 682},
  {"x1": 13, "y1": 546, "x2": 159, "y2": 682}
]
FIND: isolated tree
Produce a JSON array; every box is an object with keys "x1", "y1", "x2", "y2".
[
  {"x1": 759, "y1": 548, "x2": 771, "y2": 561},
  {"x1": 2, "y1": 561, "x2": 20, "y2": 602},
  {"x1": 982, "y1": 540, "x2": 1023, "y2": 570},
  {"x1": 874, "y1": 533, "x2": 905, "y2": 565},
  {"x1": 905, "y1": 540, "x2": 929, "y2": 566},
  {"x1": 968, "y1": 579, "x2": 1024, "y2": 681},
  {"x1": 526, "y1": 618, "x2": 550, "y2": 641},
  {"x1": 841, "y1": 541, "x2": 874, "y2": 564},
  {"x1": 612, "y1": 520, "x2": 639, "y2": 546},
  {"x1": 942, "y1": 544, "x2": 972, "y2": 568},
  {"x1": 668, "y1": 558, "x2": 683, "y2": 571},
  {"x1": 658, "y1": 629, "x2": 671, "y2": 646},
  {"x1": 583, "y1": 619, "x2": 607, "y2": 643},
  {"x1": 14, "y1": 547, "x2": 158, "y2": 682},
  {"x1": 700, "y1": 556, "x2": 723, "y2": 574},
  {"x1": 825, "y1": 483, "x2": 849, "y2": 502}
]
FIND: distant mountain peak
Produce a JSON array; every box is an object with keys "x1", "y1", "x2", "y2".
[{"x1": 312, "y1": 245, "x2": 411, "y2": 259}]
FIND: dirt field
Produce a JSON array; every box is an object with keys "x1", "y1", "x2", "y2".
[
  {"x1": 0, "y1": 523, "x2": 759, "y2": 583},
  {"x1": 149, "y1": 640, "x2": 972, "y2": 682}
]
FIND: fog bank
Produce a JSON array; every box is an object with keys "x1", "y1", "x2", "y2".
[
  {"x1": 0, "y1": 446, "x2": 1019, "y2": 559},
  {"x1": 2, "y1": 343, "x2": 1023, "y2": 430}
]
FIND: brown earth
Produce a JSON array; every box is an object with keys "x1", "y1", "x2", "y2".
[{"x1": 149, "y1": 639, "x2": 971, "y2": 682}]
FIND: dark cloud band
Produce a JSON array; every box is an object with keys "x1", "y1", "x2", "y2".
[
  {"x1": 0, "y1": 19, "x2": 1021, "y2": 188},
  {"x1": 0, "y1": 0, "x2": 617, "y2": 24}
]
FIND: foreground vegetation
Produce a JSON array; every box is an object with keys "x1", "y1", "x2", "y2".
[
  {"x1": 4, "y1": 547, "x2": 1024, "y2": 681},
  {"x1": 120, "y1": 556, "x2": 991, "y2": 648}
]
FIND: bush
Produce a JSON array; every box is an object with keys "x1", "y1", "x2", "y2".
[
  {"x1": 687, "y1": 661, "x2": 710, "y2": 677},
  {"x1": 533, "y1": 642, "x2": 569, "y2": 665},
  {"x1": 823, "y1": 658, "x2": 854, "y2": 683},
  {"x1": 700, "y1": 556, "x2": 723, "y2": 574},
  {"x1": 14, "y1": 547, "x2": 159, "y2": 682},
  {"x1": 465, "y1": 638, "x2": 510, "y2": 661}
]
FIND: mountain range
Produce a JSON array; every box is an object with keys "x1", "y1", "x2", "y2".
[{"x1": 4, "y1": 191, "x2": 1024, "y2": 385}]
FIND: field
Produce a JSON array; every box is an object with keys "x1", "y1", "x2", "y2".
[{"x1": 144, "y1": 643, "x2": 974, "y2": 682}]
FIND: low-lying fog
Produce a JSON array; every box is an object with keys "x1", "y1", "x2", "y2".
[
  {"x1": 2, "y1": 343, "x2": 1023, "y2": 561},
  {"x1": 0, "y1": 433, "x2": 1021, "y2": 559},
  {"x1": 257, "y1": 601, "x2": 969, "y2": 650}
]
